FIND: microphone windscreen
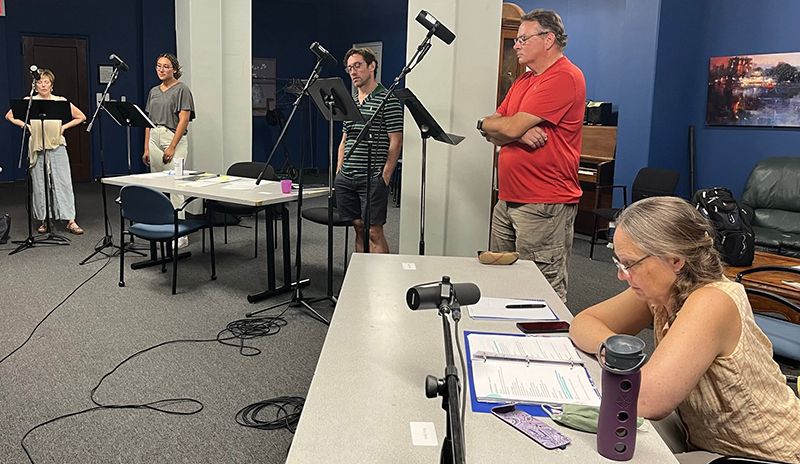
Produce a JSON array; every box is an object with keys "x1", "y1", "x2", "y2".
[{"x1": 452, "y1": 283, "x2": 481, "y2": 306}]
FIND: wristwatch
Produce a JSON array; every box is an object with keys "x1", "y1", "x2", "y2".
[{"x1": 477, "y1": 117, "x2": 487, "y2": 136}]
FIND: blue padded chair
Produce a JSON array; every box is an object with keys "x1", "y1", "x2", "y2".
[
  {"x1": 118, "y1": 185, "x2": 216, "y2": 294},
  {"x1": 736, "y1": 266, "x2": 800, "y2": 386}
]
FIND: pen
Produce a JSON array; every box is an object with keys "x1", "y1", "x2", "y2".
[{"x1": 506, "y1": 304, "x2": 546, "y2": 309}]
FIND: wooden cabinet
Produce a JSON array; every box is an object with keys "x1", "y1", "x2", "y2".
[{"x1": 575, "y1": 126, "x2": 617, "y2": 236}]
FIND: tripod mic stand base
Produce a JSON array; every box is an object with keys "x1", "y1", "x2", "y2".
[
  {"x1": 79, "y1": 234, "x2": 145, "y2": 265},
  {"x1": 247, "y1": 278, "x2": 310, "y2": 304},
  {"x1": 8, "y1": 234, "x2": 69, "y2": 255},
  {"x1": 246, "y1": 283, "x2": 330, "y2": 325},
  {"x1": 309, "y1": 295, "x2": 337, "y2": 306}
]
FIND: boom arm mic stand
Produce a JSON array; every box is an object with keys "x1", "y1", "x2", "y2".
[
  {"x1": 343, "y1": 26, "x2": 437, "y2": 253},
  {"x1": 247, "y1": 53, "x2": 329, "y2": 325},
  {"x1": 81, "y1": 64, "x2": 148, "y2": 264}
]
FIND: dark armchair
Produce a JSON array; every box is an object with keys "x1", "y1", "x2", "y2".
[{"x1": 741, "y1": 157, "x2": 800, "y2": 258}]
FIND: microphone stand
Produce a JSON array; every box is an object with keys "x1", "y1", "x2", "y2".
[
  {"x1": 424, "y1": 277, "x2": 466, "y2": 464},
  {"x1": 342, "y1": 28, "x2": 436, "y2": 253},
  {"x1": 247, "y1": 57, "x2": 329, "y2": 325},
  {"x1": 9, "y1": 78, "x2": 64, "y2": 255},
  {"x1": 81, "y1": 65, "x2": 142, "y2": 264}
]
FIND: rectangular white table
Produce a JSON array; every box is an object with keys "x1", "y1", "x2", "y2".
[
  {"x1": 102, "y1": 172, "x2": 327, "y2": 302},
  {"x1": 286, "y1": 254, "x2": 678, "y2": 463}
]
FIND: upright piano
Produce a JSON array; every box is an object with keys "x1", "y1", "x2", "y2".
[{"x1": 575, "y1": 125, "x2": 617, "y2": 236}]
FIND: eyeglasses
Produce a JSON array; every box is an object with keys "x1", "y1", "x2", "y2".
[
  {"x1": 345, "y1": 61, "x2": 366, "y2": 73},
  {"x1": 514, "y1": 31, "x2": 550, "y2": 45},
  {"x1": 611, "y1": 254, "x2": 651, "y2": 277},
  {"x1": 155, "y1": 64, "x2": 173, "y2": 70}
]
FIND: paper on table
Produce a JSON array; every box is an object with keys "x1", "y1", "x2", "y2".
[
  {"x1": 471, "y1": 359, "x2": 601, "y2": 407},
  {"x1": 468, "y1": 332, "x2": 583, "y2": 364},
  {"x1": 466, "y1": 297, "x2": 556, "y2": 321},
  {"x1": 221, "y1": 179, "x2": 260, "y2": 190},
  {"x1": 138, "y1": 171, "x2": 170, "y2": 178}
]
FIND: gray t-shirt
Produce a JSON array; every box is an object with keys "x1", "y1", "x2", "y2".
[{"x1": 145, "y1": 81, "x2": 195, "y2": 133}]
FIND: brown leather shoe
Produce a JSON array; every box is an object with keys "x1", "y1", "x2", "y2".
[{"x1": 67, "y1": 222, "x2": 84, "y2": 235}]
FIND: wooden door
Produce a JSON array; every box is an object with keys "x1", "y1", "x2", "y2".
[{"x1": 22, "y1": 36, "x2": 91, "y2": 182}]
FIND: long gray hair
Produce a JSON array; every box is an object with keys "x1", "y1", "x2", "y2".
[{"x1": 616, "y1": 196, "x2": 723, "y2": 314}]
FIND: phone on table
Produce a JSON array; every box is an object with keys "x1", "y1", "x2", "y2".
[
  {"x1": 516, "y1": 320, "x2": 570, "y2": 334},
  {"x1": 491, "y1": 404, "x2": 571, "y2": 449}
]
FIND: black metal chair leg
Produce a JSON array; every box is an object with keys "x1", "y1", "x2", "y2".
[
  {"x1": 119, "y1": 213, "x2": 126, "y2": 287},
  {"x1": 254, "y1": 210, "x2": 259, "y2": 258},
  {"x1": 590, "y1": 214, "x2": 600, "y2": 260},
  {"x1": 160, "y1": 242, "x2": 167, "y2": 272},
  {"x1": 209, "y1": 226, "x2": 216, "y2": 280},
  {"x1": 172, "y1": 237, "x2": 179, "y2": 295}
]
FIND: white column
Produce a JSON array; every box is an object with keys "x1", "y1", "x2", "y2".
[
  {"x1": 400, "y1": 0, "x2": 502, "y2": 257},
  {"x1": 175, "y1": 0, "x2": 252, "y2": 175}
]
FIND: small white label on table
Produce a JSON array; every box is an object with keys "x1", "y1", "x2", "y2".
[
  {"x1": 410, "y1": 422, "x2": 438, "y2": 446},
  {"x1": 402, "y1": 262, "x2": 416, "y2": 270}
]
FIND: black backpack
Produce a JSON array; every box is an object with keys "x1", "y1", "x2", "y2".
[{"x1": 692, "y1": 188, "x2": 754, "y2": 266}]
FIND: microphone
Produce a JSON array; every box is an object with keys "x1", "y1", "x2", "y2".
[
  {"x1": 415, "y1": 10, "x2": 456, "y2": 45},
  {"x1": 406, "y1": 280, "x2": 481, "y2": 310},
  {"x1": 109, "y1": 53, "x2": 129, "y2": 72},
  {"x1": 29, "y1": 65, "x2": 42, "y2": 81},
  {"x1": 309, "y1": 42, "x2": 336, "y2": 67}
]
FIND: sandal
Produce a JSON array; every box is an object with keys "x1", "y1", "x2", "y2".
[
  {"x1": 37, "y1": 223, "x2": 47, "y2": 234},
  {"x1": 67, "y1": 222, "x2": 84, "y2": 235}
]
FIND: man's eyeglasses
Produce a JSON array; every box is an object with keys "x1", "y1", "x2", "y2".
[
  {"x1": 156, "y1": 64, "x2": 173, "y2": 70},
  {"x1": 345, "y1": 61, "x2": 366, "y2": 73},
  {"x1": 514, "y1": 31, "x2": 550, "y2": 45},
  {"x1": 611, "y1": 254, "x2": 651, "y2": 277}
]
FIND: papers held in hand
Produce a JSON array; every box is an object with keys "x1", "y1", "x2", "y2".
[{"x1": 466, "y1": 297, "x2": 557, "y2": 321}]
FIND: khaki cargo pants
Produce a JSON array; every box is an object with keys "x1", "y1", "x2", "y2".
[{"x1": 490, "y1": 201, "x2": 577, "y2": 303}]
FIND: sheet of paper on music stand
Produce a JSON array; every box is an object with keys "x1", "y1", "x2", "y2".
[{"x1": 466, "y1": 297, "x2": 557, "y2": 321}]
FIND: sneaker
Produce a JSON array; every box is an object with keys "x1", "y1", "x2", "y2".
[{"x1": 177, "y1": 236, "x2": 189, "y2": 249}]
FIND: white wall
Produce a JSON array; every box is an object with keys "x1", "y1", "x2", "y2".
[
  {"x1": 175, "y1": 0, "x2": 252, "y2": 175},
  {"x1": 400, "y1": 0, "x2": 502, "y2": 257}
]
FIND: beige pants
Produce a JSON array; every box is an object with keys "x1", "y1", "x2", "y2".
[
  {"x1": 490, "y1": 201, "x2": 577, "y2": 303},
  {"x1": 149, "y1": 126, "x2": 188, "y2": 218}
]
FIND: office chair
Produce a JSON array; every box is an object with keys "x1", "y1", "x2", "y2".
[
  {"x1": 302, "y1": 193, "x2": 351, "y2": 302},
  {"x1": 118, "y1": 185, "x2": 216, "y2": 295},
  {"x1": 203, "y1": 162, "x2": 281, "y2": 258},
  {"x1": 590, "y1": 167, "x2": 680, "y2": 259}
]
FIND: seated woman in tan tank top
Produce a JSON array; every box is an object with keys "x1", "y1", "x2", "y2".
[{"x1": 570, "y1": 196, "x2": 800, "y2": 463}]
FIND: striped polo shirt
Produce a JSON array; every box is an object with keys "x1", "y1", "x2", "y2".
[{"x1": 341, "y1": 83, "x2": 404, "y2": 180}]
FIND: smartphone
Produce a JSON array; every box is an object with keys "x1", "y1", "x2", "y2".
[
  {"x1": 516, "y1": 321, "x2": 570, "y2": 334},
  {"x1": 491, "y1": 404, "x2": 571, "y2": 449}
]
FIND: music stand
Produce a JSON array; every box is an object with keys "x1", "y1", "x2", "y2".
[
  {"x1": 306, "y1": 77, "x2": 364, "y2": 304},
  {"x1": 103, "y1": 102, "x2": 155, "y2": 174},
  {"x1": 394, "y1": 88, "x2": 464, "y2": 255},
  {"x1": 9, "y1": 99, "x2": 73, "y2": 254}
]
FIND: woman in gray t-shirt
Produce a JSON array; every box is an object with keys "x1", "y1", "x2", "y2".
[{"x1": 142, "y1": 53, "x2": 195, "y2": 174}]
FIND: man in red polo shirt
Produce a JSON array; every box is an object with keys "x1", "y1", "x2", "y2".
[{"x1": 478, "y1": 9, "x2": 585, "y2": 302}]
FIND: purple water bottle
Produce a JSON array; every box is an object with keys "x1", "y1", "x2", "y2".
[{"x1": 597, "y1": 334, "x2": 647, "y2": 461}]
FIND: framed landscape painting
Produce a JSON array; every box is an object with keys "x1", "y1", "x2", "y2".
[{"x1": 706, "y1": 52, "x2": 800, "y2": 127}]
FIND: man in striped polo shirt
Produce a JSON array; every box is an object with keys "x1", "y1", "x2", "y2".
[{"x1": 335, "y1": 48, "x2": 403, "y2": 253}]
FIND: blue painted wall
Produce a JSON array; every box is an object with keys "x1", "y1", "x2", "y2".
[
  {"x1": 686, "y1": 0, "x2": 800, "y2": 199},
  {"x1": 0, "y1": 0, "x2": 175, "y2": 182},
  {"x1": 251, "y1": 0, "x2": 408, "y2": 176}
]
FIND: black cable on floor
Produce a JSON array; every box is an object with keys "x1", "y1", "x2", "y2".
[
  {"x1": 235, "y1": 396, "x2": 305, "y2": 433},
  {"x1": 20, "y1": 303, "x2": 298, "y2": 463},
  {"x1": 0, "y1": 255, "x2": 112, "y2": 365}
]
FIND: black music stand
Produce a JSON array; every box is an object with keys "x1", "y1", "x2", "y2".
[
  {"x1": 394, "y1": 88, "x2": 464, "y2": 255},
  {"x1": 306, "y1": 77, "x2": 364, "y2": 304},
  {"x1": 9, "y1": 99, "x2": 73, "y2": 254},
  {"x1": 104, "y1": 102, "x2": 155, "y2": 174},
  {"x1": 79, "y1": 101, "x2": 154, "y2": 265}
]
